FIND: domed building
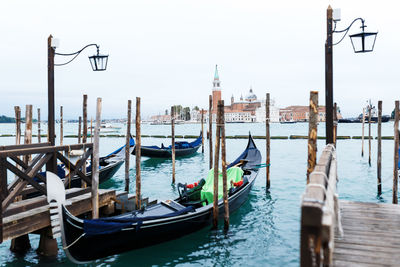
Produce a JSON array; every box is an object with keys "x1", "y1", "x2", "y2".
[
  {"x1": 245, "y1": 88, "x2": 257, "y2": 102},
  {"x1": 209, "y1": 65, "x2": 279, "y2": 122}
]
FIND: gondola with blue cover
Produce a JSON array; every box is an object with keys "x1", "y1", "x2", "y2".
[
  {"x1": 132, "y1": 132, "x2": 202, "y2": 158},
  {"x1": 47, "y1": 134, "x2": 261, "y2": 263},
  {"x1": 48, "y1": 138, "x2": 135, "y2": 188}
]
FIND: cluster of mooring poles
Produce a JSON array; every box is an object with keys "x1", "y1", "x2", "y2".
[{"x1": 358, "y1": 100, "x2": 399, "y2": 202}]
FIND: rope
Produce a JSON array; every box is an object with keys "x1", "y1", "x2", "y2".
[{"x1": 63, "y1": 233, "x2": 86, "y2": 249}]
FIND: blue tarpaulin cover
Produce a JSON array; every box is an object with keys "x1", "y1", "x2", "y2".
[{"x1": 83, "y1": 205, "x2": 194, "y2": 236}]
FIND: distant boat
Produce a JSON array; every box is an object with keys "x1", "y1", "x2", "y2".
[
  {"x1": 358, "y1": 101, "x2": 391, "y2": 123},
  {"x1": 132, "y1": 132, "x2": 202, "y2": 158},
  {"x1": 280, "y1": 120, "x2": 296, "y2": 124}
]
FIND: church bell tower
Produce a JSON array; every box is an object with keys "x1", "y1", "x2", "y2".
[{"x1": 212, "y1": 65, "x2": 221, "y2": 113}]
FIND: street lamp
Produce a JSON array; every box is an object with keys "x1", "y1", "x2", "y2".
[
  {"x1": 325, "y1": 6, "x2": 377, "y2": 144},
  {"x1": 46, "y1": 35, "x2": 108, "y2": 172}
]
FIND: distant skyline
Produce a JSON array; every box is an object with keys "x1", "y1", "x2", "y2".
[{"x1": 1, "y1": 0, "x2": 398, "y2": 120}]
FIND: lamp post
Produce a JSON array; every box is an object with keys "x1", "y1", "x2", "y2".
[
  {"x1": 46, "y1": 35, "x2": 108, "y2": 172},
  {"x1": 325, "y1": 6, "x2": 377, "y2": 144}
]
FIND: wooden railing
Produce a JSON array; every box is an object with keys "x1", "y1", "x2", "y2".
[
  {"x1": 301, "y1": 144, "x2": 340, "y2": 267},
  {"x1": 0, "y1": 142, "x2": 93, "y2": 243}
]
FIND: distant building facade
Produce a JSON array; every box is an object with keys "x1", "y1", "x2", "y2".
[{"x1": 279, "y1": 105, "x2": 342, "y2": 122}]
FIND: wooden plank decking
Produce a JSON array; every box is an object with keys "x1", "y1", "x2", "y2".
[
  {"x1": 3, "y1": 187, "x2": 115, "y2": 241},
  {"x1": 334, "y1": 200, "x2": 400, "y2": 266}
]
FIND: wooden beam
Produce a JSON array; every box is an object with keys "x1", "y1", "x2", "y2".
[{"x1": 0, "y1": 143, "x2": 93, "y2": 158}]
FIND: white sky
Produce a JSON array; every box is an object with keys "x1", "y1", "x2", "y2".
[{"x1": 0, "y1": 0, "x2": 398, "y2": 119}]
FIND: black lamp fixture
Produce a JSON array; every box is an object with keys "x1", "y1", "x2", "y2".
[
  {"x1": 349, "y1": 21, "x2": 378, "y2": 53},
  {"x1": 88, "y1": 46, "x2": 109, "y2": 71}
]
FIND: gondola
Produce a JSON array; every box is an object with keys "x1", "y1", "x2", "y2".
[
  {"x1": 46, "y1": 134, "x2": 261, "y2": 263},
  {"x1": 42, "y1": 138, "x2": 135, "y2": 188},
  {"x1": 132, "y1": 132, "x2": 202, "y2": 158}
]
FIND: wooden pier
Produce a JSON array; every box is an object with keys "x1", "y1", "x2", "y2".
[
  {"x1": 333, "y1": 201, "x2": 400, "y2": 266},
  {"x1": 300, "y1": 144, "x2": 400, "y2": 267}
]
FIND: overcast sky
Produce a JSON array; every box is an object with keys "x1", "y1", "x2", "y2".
[{"x1": 0, "y1": 0, "x2": 398, "y2": 119}]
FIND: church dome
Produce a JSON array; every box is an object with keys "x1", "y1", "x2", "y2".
[{"x1": 245, "y1": 88, "x2": 257, "y2": 102}]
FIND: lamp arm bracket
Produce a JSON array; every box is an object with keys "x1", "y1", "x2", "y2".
[
  {"x1": 55, "y1": 44, "x2": 99, "y2": 56},
  {"x1": 54, "y1": 43, "x2": 100, "y2": 67},
  {"x1": 332, "y1": 18, "x2": 365, "y2": 46}
]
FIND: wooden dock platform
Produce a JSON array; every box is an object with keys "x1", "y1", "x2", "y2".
[
  {"x1": 3, "y1": 187, "x2": 115, "y2": 242},
  {"x1": 333, "y1": 200, "x2": 400, "y2": 267}
]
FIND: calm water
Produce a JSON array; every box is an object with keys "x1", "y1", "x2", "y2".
[{"x1": 0, "y1": 122, "x2": 397, "y2": 266}]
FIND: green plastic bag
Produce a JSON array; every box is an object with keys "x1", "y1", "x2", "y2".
[{"x1": 200, "y1": 167, "x2": 244, "y2": 205}]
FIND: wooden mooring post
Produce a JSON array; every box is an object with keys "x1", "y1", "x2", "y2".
[
  {"x1": 219, "y1": 100, "x2": 229, "y2": 229},
  {"x1": 393, "y1": 100, "x2": 399, "y2": 204},
  {"x1": 209, "y1": 95, "x2": 213, "y2": 169},
  {"x1": 60, "y1": 106, "x2": 63, "y2": 146},
  {"x1": 37, "y1": 108, "x2": 41, "y2": 143},
  {"x1": 82, "y1": 94, "x2": 88, "y2": 188},
  {"x1": 135, "y1": 97, "x2": 142, "y2": 209},
  {"x1": 92, "y1": 98, "x2": 102, "y2": 219},
  {"x1": 125, "y1": 100, "x2": 132, "y2": 192},
  {"x1": 90, "y1": 118, "x2": 93, "y2": 143},
  {"x1": 266, "y1": 93, "x2": 270, "y2": 189},
  {"x1": 82, "y1": 95, "x2": 88, "y2": 143},
  {"x1": 24, "y1": 105, "x2": 33, "y2": 163},
  {"x1": 307, "y1": 91, "x2": 318, "y2": 183},
  {"x1": 171, "y1": 106, "x2": 176, "y2": 184},
  {"x1": 14, "y1": 106, "x2": 21, "y2": 146},
  {"x1": 201, "y1": 109, "x2": 204, "y2": 153},
  {"x1": 361, "y1": 108, "x2": 365, "y2": 157},
  {"x1": 377, "y1": 100, "x2": 382, "y2": 195},
  {"x1": 78, "y1": 116, "x2": 82, "y2": 143},
  {"x1": 368, "y1": 104, "x2": 372, "y2": 166},
  {"x1": 333, "y1": 102, "x2": 337, "y2": 146},
  {"x1": 212, "y1": 100, "x2": 222, "y2": 228}
]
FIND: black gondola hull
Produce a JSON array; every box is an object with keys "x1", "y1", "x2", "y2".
[
  {"x1": 62, "y1": 174, "x2": 256, "y2": 262},
  {"x1": 133, "y1": 145, "x2": 201, "y2": 158},
  {"x1": 69, "y1": 159, "x2": 124, "y2": 187}
]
